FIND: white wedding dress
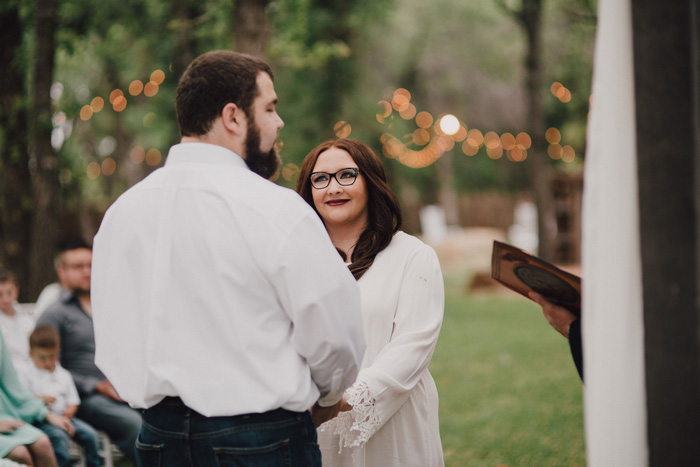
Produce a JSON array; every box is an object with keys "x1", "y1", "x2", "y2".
[{"x1": 318, "y1": 232, "x2": 445, "y2": 466}]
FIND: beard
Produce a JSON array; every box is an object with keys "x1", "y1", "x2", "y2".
[{"x1": 244, "y1": 117, "x2": 281, "y2": 179}]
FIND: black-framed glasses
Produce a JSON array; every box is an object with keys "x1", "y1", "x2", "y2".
[{"x1": 309, "y1": 168, "x2": 360, "y2": 189}]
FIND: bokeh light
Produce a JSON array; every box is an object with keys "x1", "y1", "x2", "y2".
[
  {"x1": 508, "y1": 147, "x2": 527, "y2": 162},
  {"x1": 548, "y1": 143, "x2": 563, "y2": 159},
  {"x1": 412, "y1": 128, "x2": 431, "y2": 146},
  {"x1": 143, "y1": 112, "x2": 156, "y2": 127},
  {"x1": 415, "y1": 111, "x2": 433, "y2": 129},
  {"x1": 113, "y1": 95, "x2": 127, "y2": 112},
  {"x1": 515, "y1": 132, "x2": 532, "y2": 149},
  {"x1": 486, "y1": 145, "x2": 503, "y2": 159},
  {"x1": 374, "y1": 85, "x2": 578, "y2": 168},
  {"x1": 545, "y1": 127, "x2": 561, "y2": 144},
  {"x1": 561, "y1": 145, "x2": 576, "y2": 162},
  {"x1": 462, "y1": 140, "x2": 479, "y2": 156},
  {"x1": 551, "y1": 81, "x2": 572, "y2": 103},
  {"x1": 130, "y1": 146, "x2": 146, "y2": 164},
  {"x1": 80, "y1": 105, "x2": 93, "y2": 121},
  {"x1": 109, "y1": 89, "x2": 123, "y2": 104},
  {"x1": 86, "y1": 162, "x2": 101, "y2": 179},
  {"x1": 150, "y1": 69, "x2": 166, "y2": 85},
  {"x1": 452, "y1": 124, "x2": 467, "y2": 142},
  {"x1": 281, "y1": 163, "x2": 299, "y2": 181},
  {"x1": 466, "y1": 129, "x2": 484, "y2": 147},
  {"x1": 399, "y1": 103, "x2": 417, "y2": 120},
  {"x1": 437, "y1": 135, "x2": 455, "y2": 152},
  {"x1": 500, "y1": 133, "x2": 516, "y2": 150},
  {"x1": 101, "y1": 158, "x2": 116, "y2": 176},
  {"x1": 376, "y1": 101, "x2": 392, "y2": 123},
  {"x1": 145, "y1": 148, "x2": 162, "y2": 166},
  {"x1": 484, "y1": 131, "x2": 501, "y2": 149},
  {"x1": 91, "y1": 97, "x2": 104, "y2": 112},
  {"x1": 334, "y1": 121, "x2": 352, "y2": 138},
  {"x1": 144, "y1": 81, "x2": 159, "y2": 97},
  {"x1": 439, "y1": 114, "x2": 460, "y2": 136},
  {"x1": 129, "y1": 80, "x2": 144, "y2": 96}
]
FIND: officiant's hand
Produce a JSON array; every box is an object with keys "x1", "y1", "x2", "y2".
[{"x1": 529, "y1": 291, "x2": 577, "y2": 338}]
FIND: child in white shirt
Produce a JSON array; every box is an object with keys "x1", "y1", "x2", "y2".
[
  {"x1": 0, "y1": 269, "x2": 35, "y2": 374},
  {"x1": 20, "y1": 325, "x2": 102, "y2": 467}
]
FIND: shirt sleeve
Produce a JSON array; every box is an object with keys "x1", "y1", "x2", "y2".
[
  {"x1": 339, "y1": 244, "x2": 444, "y2": 444},
  {"x1": 271, "y1": 213, "x2": 366, "y2": 407}
]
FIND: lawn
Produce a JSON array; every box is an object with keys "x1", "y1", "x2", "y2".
[{"x1": 432, "y1": 272, "x2": 585, "y2": 466}]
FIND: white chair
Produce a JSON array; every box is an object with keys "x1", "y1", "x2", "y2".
[{"x1": 69, "y1": 430, "x2": 123, "y2": 467}]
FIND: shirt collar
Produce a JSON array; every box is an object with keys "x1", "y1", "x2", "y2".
[
  {"x1": 165, "y1": 143, "x2": 248, "y2": 170},
  {"x1": 59, "y1": 288, "x2": 78, "y2": 304}
]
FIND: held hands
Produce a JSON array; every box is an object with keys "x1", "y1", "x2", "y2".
[
  {"x1": 95, "y1": 379, "x2": 125, "y2": 402},
  {"x1": 46, "y1": 412, "x2": 75, "y2": 436},
  {"x1": 310, "y1": 394, "x2": 354, "y2": 427},
  {"x1": 0, "y1": 419, "x2": 24, "y2": 433},
  {"x1": 529, "y1": 291, "x2": 577, "y2": 339}
]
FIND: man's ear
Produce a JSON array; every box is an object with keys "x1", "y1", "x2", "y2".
[{"x1": 221, "y1": 102, "x2": 246, "y2": 136}]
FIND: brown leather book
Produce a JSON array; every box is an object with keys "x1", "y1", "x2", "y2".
[{"x1": 491, "y1": 240, "x2": 582, "y2": 317}]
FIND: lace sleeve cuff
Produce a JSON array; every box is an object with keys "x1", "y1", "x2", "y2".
[{"x1": 320, "y1": 381, "x2": 381, "y2": 452}]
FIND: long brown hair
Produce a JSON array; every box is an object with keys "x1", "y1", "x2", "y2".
[{"x1": 296, "y1": 139, "x2": 402, "y2": 280}]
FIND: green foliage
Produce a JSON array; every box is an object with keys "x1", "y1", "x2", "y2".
[{"x1": 38, "y1": 0, "x2": 594, "y2": 211}]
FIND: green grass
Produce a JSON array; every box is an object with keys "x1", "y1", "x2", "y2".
[{"x1": 432, "y1": 277, "x2": 585, "y2": 466}]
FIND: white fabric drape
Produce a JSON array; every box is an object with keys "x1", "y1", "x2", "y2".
[{"x1": 582, "y1": 0, "x2": 648, "y2": 465}]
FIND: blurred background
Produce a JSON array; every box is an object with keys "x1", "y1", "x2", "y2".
[{"x1": 0, "y1": 0, "x2": 596, "y2": 301}]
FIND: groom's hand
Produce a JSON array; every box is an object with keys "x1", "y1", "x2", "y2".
[{"x1": 310, "y1": 400, "x2": 342, "y2": 427}]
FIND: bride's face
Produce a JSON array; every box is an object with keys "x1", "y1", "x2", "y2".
[{"x1": 310, "y1": 147, "x2": 368, "y2": 231}]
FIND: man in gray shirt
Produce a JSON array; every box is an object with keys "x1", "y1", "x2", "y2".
[{"x1": 38, "y1": 240, "x2": 141, "y2": 463}]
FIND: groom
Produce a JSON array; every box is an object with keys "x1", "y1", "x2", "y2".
[{"x1": 91, "y1": 51, "x2": 365, "y2": 466}]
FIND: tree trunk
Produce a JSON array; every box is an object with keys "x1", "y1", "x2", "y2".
[
  {"x1": 437, "y1": 151, "x2": 460, "y2": 227},
  {"x1": 233, "y1": 0, "x2": 271, "y2": 58},
  {"x1": 522, "y1": 0, "x2": 556, "y2": 260},
  {"x1": 0, "y1": 3, "x2": 33, "y2": 301},
  {"x1": 28, "y1": 0, "x2": 59, "y2": 300},
  {"x1": 171, "y1": 0, "x2": 198, "y2": 82}
]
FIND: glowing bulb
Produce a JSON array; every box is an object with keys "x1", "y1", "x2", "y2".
[{"x1": 439, "y1": 114, "x2": 460, "y2": 136}]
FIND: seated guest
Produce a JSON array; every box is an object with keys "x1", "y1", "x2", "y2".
[
  {"x1": 37, "y1": 240, "x2": 141, "y2": 463},
  {"x1": 0, "y1": 330, "x2": 62, "y2": 466},
  {"x1": 20, "y1": 325, "x2": 101, "y2": 467},
  {"x1": 0, "y1": 269, "x2": 36, "y2": 374}
]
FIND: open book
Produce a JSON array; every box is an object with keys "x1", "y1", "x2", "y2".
[{"x1": 490, "y1": 240, "x2": 582, "y2": 317}]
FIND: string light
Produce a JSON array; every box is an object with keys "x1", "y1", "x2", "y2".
[{"x1": 376, "y1": 86, "x2": 580, "y2": 167}]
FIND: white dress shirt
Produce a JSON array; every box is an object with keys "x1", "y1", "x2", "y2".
[
  {"x1": 0, "y1": 304, "x2": 36, "y2": 375},
  {"x1": 91, "y1": 143, "x2": 365, "y2": 417}
]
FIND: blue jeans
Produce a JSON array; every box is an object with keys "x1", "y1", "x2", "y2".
[
  {"x1": 137, "y1": 397, "x2": 321, "y2": 467},
  {"x1": 77, "y1": 393, "x2": 142, "y2": 463},
  {"x1": 36, "y1": 417, "x2": 102, "y2": 467}
]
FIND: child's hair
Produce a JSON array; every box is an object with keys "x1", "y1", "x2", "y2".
[
  {"x1": 0, "y1": 267, "x2": 16, "y2": 284},
  {"x1": 29, "y1": 325, "x2": 60, "y2": 350}
]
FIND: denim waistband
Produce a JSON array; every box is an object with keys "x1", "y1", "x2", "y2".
[{"x1": 146, "y1": 396, "x2": 304, "y2": 422}]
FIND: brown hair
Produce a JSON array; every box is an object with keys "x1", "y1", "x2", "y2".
[
  {"x1": 176, "y1": 51, "x2": 274, "y2": 137},
  {"x1": 296, "y1": 139, "x2": 402, "y2": 280},
  {"x1": 29, "y1": 325, "x2": 60, "y2": 350},
  {"x1": 0, "y1": 268, "x2": 16, "y2": 284}
]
